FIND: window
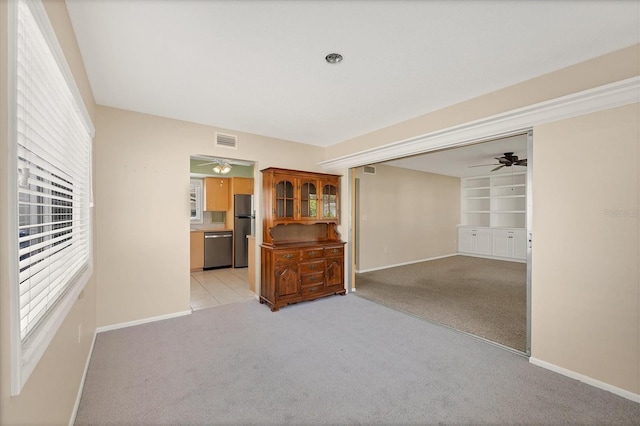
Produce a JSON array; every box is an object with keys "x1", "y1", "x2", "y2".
[
  {"x1": 9, "y1": 0, "x2": 94, "y2": 395},
  {"x1": 190, "y1": 179, "x2": 203, "y2": 223}
]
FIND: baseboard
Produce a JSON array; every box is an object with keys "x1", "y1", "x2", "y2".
[
  {"x1": 457, "y1": 252, "x2": 526, "y2": 263},
  {"x1": 355, "y1": 253, "x2": 458, "y2": 274},
  {"x1": 96, "y1": 309, "x2": 192, "y2": 334},
  {"x1": 529, "y1": 357, "x2": 640, "y2": 403},
  {"x1": 69, "y1": 329, "x2": 97, "y2": 426}
]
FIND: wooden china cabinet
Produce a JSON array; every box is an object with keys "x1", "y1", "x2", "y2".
[{"x1": 260, "y1": 167, "x2": 346, "y2": 311}]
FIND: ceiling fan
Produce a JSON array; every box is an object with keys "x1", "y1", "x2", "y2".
[
  {"x1": 197, "y1": 158, "x2": 232, "y2": 174},
  {"x1": 469, "y1": 152, "x2": 527, "y2": 172}
]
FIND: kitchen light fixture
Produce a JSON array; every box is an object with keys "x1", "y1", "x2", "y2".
[
  {"x1": 325, "y1": 53, "x2": 343, "y2": 64},
  {"x1": 195, "y1": 158, "x2": 233, "y2": 174},
  {"x1": 212, "y1": 160, "x2": 232, "y2": 174}
]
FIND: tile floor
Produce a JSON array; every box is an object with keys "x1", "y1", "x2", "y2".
[{"x1": 190, "y1": 267, "x2": 255, "y2": 311}]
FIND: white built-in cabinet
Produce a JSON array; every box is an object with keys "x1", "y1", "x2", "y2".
[
  {"x1": 458, "y1": 171, "x2": 527, "y2": 262},
  {"x1": 491, "y1": 229, "x2": 527, "y2": 260},
  {"x1": 458, "y1": 227, "x2": 492, "y2": 255}
]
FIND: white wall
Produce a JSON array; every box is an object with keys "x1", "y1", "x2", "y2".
[{"x1": 354, "y1": 165, "x2": 460, "y2": 272}]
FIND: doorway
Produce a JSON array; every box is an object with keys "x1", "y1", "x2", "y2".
[
  {"x1": 189, "y1": 155, "x2": 257, "y2": 311},
  {"x1": 352, "y1": 132, "x2": 532, "y2": 354}
]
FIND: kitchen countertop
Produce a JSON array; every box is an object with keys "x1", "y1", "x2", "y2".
[{"x1": 190, "y1": 228, "x2": 233, "y2": 233}]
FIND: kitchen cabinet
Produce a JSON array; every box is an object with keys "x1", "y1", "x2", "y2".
[
  {"x1": 190, "y1": 231, "x2": 204, "y2": 271},
  {"x1": 232, "y1": 177, "x2": 254, "y2": 195},
  {"x1": 204, "y1": 177, "x2": 229, "y2": 211},
  {"x1": 260, "y1": 168, "x2": 345, "y2": 311}
]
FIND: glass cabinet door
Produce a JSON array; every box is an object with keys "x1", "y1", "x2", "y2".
[
  {"x1": 275, "y1": 179, "x2": 295, "y2": 218},
  {"x1": 322, "y1": 184, "x2": 338, "y2": 219},
  {"x1": 300, "y1": 180, "x2": 317, "y2": 219}
]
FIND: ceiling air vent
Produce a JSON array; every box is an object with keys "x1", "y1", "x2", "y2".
[
  {"x1": 215, "y1": 132, "x2": 238, "y2": 149},
  {"x1": 363, "y1": 166, "x2": 376, "y2": 174}
]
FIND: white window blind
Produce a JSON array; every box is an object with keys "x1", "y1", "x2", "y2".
[{"x1": 15, "y1": 0, "x2": 92, "y2": 343}]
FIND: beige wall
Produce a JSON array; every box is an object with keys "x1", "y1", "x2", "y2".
[
  {"x1": 0, "y1": 0, "x2": 98, "y2": 424},
  {"x1": 354, "y1": 165, "x2": 460, "y2": 272},
  {"x1": 325, "y1": 44, "x2": 640, "y2": 396},
  {"x1": 1, "y1": 4, "x2": 637, "y2": 424},
  {"x1": 94, "y1": 106, "x2": 326, "y2": 327},
  {"x1": 532, "y1": 104, "x2": 639, "y2": 394}
]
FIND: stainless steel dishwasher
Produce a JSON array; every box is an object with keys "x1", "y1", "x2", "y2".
[{"x1": 204, "y1": 231, "x2": 233, "y2": 269}]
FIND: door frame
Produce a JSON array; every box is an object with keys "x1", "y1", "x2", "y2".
[{"x1": 348, "y1": 129, "x2": 533, "y2": 356}]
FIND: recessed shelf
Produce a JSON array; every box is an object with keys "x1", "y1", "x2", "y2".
[
  {"x1": 492, "y1": 183, "x2": 526, "y2": 189},
  {"x1": 461, "y1": 172, "x2": 527, "y2": 228}
]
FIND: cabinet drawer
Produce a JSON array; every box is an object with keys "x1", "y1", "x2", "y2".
[
  {"x1": 301, "y1": 282, "x2": 324, "y2": 296},
  {"x1": 325, "y1": 246, "x2": 343, "y2": 257},
  {"x1": 301, "y1": 272, "x2": 324, "y2": 286},
  {"x1": 300, "y1": 260, "x2": 324, "y2": 274},
  {"x1": 274, "y1": 250, "x2": 299, "y2": 263},
  {"x1": 301, "y1": 248, "x2": 323, "y2": 260}
]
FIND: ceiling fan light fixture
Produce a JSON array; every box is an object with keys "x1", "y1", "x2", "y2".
[{"x1": 212, "y1": 159, "x2": 232, "y2": 174}]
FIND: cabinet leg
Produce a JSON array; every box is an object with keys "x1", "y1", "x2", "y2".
[{"x1": 270, "y1": 306, "x2": 279, "y2": 312}]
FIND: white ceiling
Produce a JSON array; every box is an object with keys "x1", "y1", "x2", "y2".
[
  {"x1": 66, "y1": 1, "x2": 639, "y2": 149},
  {"x1": 383, "y1": 134, "x2": 528, "y2": 178}
]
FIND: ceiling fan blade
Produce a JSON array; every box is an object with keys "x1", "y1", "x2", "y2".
[
  {"x1": 491, "y1": 165, "x2": 505, "y2": 172},
  {"x1": 197, "y1": 162, "x2": 218, "y2": 167},
  {"x1": 515, "y1": 159, "x2": 527, "y2": 166},
  {"x1": 468, "y1": 164, "x2": 499, "y2": 168}
]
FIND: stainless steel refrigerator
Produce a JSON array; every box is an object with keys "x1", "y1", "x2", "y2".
[{"x1": 233, "y1": 194, "x2": 254, "y2": 268}]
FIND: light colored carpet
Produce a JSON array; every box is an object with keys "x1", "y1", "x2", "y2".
[
  {"x1": 355, "y1": 255, "x2": 527, "y2": 352},
  {"x1": 75, "y1": 295, "x2": 639, "y2": 425}
]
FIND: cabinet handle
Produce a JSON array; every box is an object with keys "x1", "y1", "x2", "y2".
[
  {"x1": 283, "y1": 254, "x2": 294, "y2": 260},
  {"x1": 310, "y1": 264, "x2": 317, "y2": 270},
  {"x1": 310, "y1": 286, "x2": 318, "y2": 292},
  {"x1": 331, "y1": 249, "x2": 340, "y2": 254},
  {"x1": 310, "y1": 275, "x2": 317, "y2": 281},
  {"x1": 309, "y1": 250, "x2": 318, "y2": 256}
]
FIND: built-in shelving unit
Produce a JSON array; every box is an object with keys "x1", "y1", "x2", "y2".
[
  {"x1": 460, "y1": 171, "x2": 526, "y2": 228},
  {"x1": 459, "y1": 171, "x2": 527, "y2": 262}
]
